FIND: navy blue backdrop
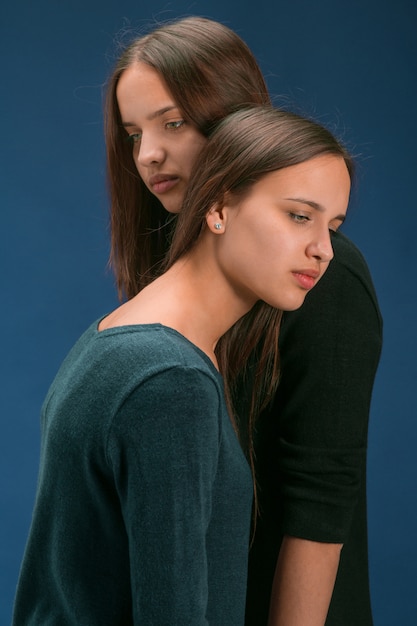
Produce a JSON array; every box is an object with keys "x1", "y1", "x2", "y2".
[{"x1": 1, "y1": 0, "x2": 416, "y2": 623}]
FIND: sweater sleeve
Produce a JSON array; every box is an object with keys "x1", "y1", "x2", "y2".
[
  {"x1": 106, "y1": 365, "x2": 221, "y2": 625},
  {"x1": 270, "y1": 233, "x2": 383, "y2": 542}
]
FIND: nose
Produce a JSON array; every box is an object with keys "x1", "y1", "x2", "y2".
[
  {"x1": 306, "y1": 229, "x2": 334, "y2": 263},
  {"x1": 136, "y1": 133, "x2": 166, "y2": 168}
]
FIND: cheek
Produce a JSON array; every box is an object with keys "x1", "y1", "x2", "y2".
[
  {"x1": 226, "y1": 226, "x2": 288, "y2": 282},
  {"x1": 183, "y1": 138, "x2": 207, "y2": 173},
  {"x1": 131, "y1": 146, "x2": 142, "y2": 173},
  {"x1": 250, "y1": 227, "x2": 289, "y2": 261}
]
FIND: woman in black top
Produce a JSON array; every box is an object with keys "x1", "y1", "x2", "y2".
[{"x1": 245, "y1": 231, "x2": 382, "y2": 625}]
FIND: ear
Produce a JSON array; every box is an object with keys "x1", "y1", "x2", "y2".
[
  {"x1": 206, "y1": 202, "x2": 226, "y2": 234},
  {"x1": 205, "y1": 193, "x2": 237, "y2": 233}
]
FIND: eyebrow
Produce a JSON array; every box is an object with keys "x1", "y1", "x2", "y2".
[
  {"x1": 285, "y1": 197, "x2": 346, "y2": 223},
  {"x1": 121, "y1": 105, "x2": 178, "y2": 128}
]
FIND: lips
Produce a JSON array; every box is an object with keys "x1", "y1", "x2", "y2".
[
  {"x1": 148, "y1": 173, "x2": 179, "y2": 194},
  {"x1": 292, "y1": 269, "x2": 320, "y2": 290}
]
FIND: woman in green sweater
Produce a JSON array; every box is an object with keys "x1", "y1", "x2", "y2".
[{"x1": 13, "y1": 105, "x2": 352, "y2": 624}]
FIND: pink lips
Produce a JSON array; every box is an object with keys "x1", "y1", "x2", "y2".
[
  {"x1": 292, "y1": 270, "x2": 320, "y2": 290},
  {"x1": 149, "y1": 174, "x2": 179, "y2": 194}
]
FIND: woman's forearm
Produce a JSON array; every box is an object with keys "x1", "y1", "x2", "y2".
[{"x1": 267, "y1": 535, "x2": 343, "y2": 626}]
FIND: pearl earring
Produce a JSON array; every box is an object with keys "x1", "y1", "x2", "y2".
[{"x1": 214, "y1": 223, "x2": 222, "y2": 230}]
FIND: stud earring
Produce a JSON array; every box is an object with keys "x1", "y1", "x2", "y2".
[{"x1": 214, "y1": 222, "x2": 222, "y2": 230}]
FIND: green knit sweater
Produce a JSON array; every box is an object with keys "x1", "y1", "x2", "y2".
[{"x1": 13, "y1": 323, "x2": 253, "y2": 625}]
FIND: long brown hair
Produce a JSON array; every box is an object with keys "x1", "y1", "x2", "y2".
[
  {"x1": 166, "y1": 106, "x2": 354, "y2": 483},
  {"x1": 104, "y1": 17, "x2": 271, "y2": 300}
]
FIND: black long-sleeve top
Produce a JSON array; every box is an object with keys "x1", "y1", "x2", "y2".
[{"x1": 245, "y1": 231, "x2": 383, "y2": 625}]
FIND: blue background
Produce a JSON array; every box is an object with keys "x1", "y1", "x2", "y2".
[{"x1": 1, "y1": 0, "x2": 416, "y2": 623}]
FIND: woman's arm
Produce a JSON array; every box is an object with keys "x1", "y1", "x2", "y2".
[
  {"x1": 268, "y1": 537, "x2": 342, "y2": 626},
  {"x1": 108, "y1": 366, "x2": 221, "y2": 624}
]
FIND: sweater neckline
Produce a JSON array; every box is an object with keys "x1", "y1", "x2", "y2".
[{"x1": 93, "y1": 316, "x2": 221, "y2": 378}]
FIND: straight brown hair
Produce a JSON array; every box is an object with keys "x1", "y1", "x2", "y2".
[{"x1": 104, "y1": 17, "x2": 271, "y2": 300}]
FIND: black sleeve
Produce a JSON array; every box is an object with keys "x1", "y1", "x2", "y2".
[{"x1": 259, "y1": 232, "x2": 383, "y2": 542}]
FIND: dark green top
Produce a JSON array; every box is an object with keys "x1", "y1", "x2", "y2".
[
  {"x1": 13, "y1": 323, "x2": 253, "y2": 625},
  {"x1": 246, "y1": 231, "x2": 383, "y2": 625}
]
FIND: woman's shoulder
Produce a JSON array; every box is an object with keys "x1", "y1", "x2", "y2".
[
  {"x1": 94, "y1": 323, "x2": 216, "y2": 373},
  {"x1": 64, "y1": 322, "x2": 221, "y2": 401},
  {"x1": 330, "y1": 231, "x2": 375, "y2": 287},
  {"x1": 281, "y1": 231, "x2": 383, "y2": 343},
  {"x1": 46, "y1": 322, "x2": 224, "y2": 427},
  {"x1": 328, "y1": 232, "x2": 382, "y2": 326}
]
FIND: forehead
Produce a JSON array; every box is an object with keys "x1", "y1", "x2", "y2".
[
  {"x1": 243, "y1": 155, "x2": 350, "y2": 208},
  {"x1": 116, "y1": 62, "x2": 177, "y2": 114},
  {"x1": 255, "y1": 156, "x2": 348, "y2": 189}
]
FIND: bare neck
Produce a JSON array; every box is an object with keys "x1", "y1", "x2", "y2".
[{"x1": 99, "y1": 239, "x2": 254, "y2": 368}]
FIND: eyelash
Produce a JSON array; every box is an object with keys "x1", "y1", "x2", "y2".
[
  {"x1": 126, "y1": 133, "x2": 141, "y2": 145},
  {"x1": 289, "y1": 213, "x2": 310, "y2": 224},
  {"x1": 329, "y1": 223, "x2": 343, "y2": 233},
  {"x1": 289, "y1": 212, "x2": 344, "y2": 233},
  {"x1": 166, "y1": 120, "x2": 185, "y2": 130},
  {"x1": 125, "y1": 120, "x2": 186, "y2": 144}
]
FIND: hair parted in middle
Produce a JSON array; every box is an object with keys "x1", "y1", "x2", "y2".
[
  {"x1": 166, "y1": 105, "x2": 353, "y2": 461},
  {"x1": 105, "y1": 16, "x2": 271, "y2": 300}
]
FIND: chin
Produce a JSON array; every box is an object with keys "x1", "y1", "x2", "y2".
[
  {"x1": 273, "y1": 294, "x2": 308, "y2": 312},
  {"x1": 163, "y1": 202, "x2": 182, "y2": 215},
  {"x1": 159, "y1": 192, "x2": 183, "y2": 215}
]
